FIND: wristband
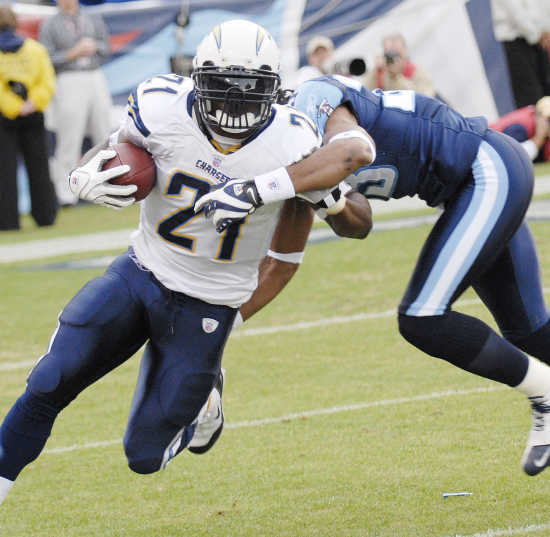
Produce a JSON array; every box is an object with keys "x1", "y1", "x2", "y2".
[
  {"x1": 232, "y1": 311, "x2": 244, "y2": 331},
  {"x1": 254, "y1": 167, "x2": 296, "y2": 204},
  {"x1": 325, "y1": 195, "x2": 346, "y2": 215},
  {"x1": 328, "y1": 129, "x2": 376, "y2": 163},
  {"x1": 267, "y1": 249, "x2": 305, "y2": 264}
]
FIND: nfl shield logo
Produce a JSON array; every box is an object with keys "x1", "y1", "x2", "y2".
[
  {"x1": 213, "y1": 157, "x2": 222, "y2": 168},
  {"x1": 202, "y1": 318, "x2": 219, "y2": 333},
  {"x1": 319, "y1": 99, "x2": 334, "y2": 116}
]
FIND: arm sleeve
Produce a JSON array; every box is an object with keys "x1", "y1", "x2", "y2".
[
  {"x1": 28, "y1": 43, "x2": 56, "y2": 112},
  {"x1": 39, "y1": 19, "x2": 70, "y2": 69},
  {"x1": 0, "y1": 80, "x2": 22, "y2": 119}
]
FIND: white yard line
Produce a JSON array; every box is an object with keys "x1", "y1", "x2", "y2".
[
  {"x1": 1, "y1": 183, "x2": 549, "y2": 264},
  {"x1": 2, "y1": 291, "x2": 549, "y2": 373},
  {"x1": 43, "y1": 384, "x2": 504, "y2": 454},
  {"x1": 0, "y1": 229, "x2": 134, "y2": 263},
  {"x1": 449, "y1": 522, "x2": 550, "y2": 537}
]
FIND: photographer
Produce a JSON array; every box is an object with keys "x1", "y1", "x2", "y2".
[
  {"x1": 490, "y1": 96, "x2": 550, "y2": 162},
  {"x1": 0, "y1": 5, "x2": 57, "y2": 231},
  {"x1": 288, "y1": 35, "x2": 334, "y2": 89},
  {"x1": 363, "y1": 32, "x2": 436, "y2": 97}
]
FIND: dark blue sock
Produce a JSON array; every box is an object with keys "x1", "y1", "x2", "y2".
[{"x1": 0, "y1": 391, "x2": 59, "y2": 481}]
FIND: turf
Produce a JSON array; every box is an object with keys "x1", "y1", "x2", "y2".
[{"x1": 1, "y1": 184, "x2": 550, "y2": 536}]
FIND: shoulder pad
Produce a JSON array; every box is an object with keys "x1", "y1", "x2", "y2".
[{"x1": 127, "y1": 75, "x2": 193, "y2": 137}]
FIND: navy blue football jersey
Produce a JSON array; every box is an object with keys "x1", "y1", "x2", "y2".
[{"x1": 291, "y1": 75, "x2": 489, "y2": 206}]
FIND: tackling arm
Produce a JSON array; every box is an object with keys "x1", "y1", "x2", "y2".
[
  {"x1": 194, "y1": 105, "x2": 374, "y2": 230},
  {"x1": 326, "y1": 191, "x2": 372, "y2": 239},
  {"x1": 288, "y1": 105, "x2": 374, "y2": 193}
]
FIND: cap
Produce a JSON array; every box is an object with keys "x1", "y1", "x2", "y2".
[
  {"x1": 306, "y1": 35, "x2": 334, "y2": 56},
  {"x1": 536, "y1": 96, "x2": 550, "y2": 118}
]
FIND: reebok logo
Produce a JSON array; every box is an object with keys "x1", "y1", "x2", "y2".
[{"x1": 202, "y1": 318, "x2": 219, "y2": 334}]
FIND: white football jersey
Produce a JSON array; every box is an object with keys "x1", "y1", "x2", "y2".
[{"x1": 115, "y1": 74, "x2": 321, "y2": 308}]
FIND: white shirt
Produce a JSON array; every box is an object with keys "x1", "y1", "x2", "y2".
[
  {"x1": 115, "y1": 74, "x2": 321, "y2": 308},
  {"x1": 490, "y1": 0, "x2": 550, "y2": 44},
  {"x1": 286, "y1": 65, "x2": 324, "y2": 90}
]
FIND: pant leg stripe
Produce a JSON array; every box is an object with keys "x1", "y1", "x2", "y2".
[{"x1": 406, "y1": 141, "x2": 509, "y2": 316}]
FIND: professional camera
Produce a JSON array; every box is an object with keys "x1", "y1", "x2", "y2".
[
  {"x1": 8, "y1": 80, "x2": 28, "y2": 100},
  {"x1": 331, "y1": 57, "x2": 367, "y2": 77},
  {"x1": 384, "y1": 51, "x2": 401, "y2": 65}
]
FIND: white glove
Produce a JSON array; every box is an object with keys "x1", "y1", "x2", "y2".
[
  {"x1": 194, "y1": 179, "x2": 262, "y2": 233},
  {"x1": 68, "y1": 149, "x2": 137, "y2": 209}
]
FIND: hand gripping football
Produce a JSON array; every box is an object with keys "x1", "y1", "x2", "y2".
[{"x1": 103, "y1": 143, "x2": 156, "y2": 201}]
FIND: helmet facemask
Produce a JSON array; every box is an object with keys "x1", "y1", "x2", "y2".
[{"x1": 193, "y1": 64, "x2": 281, "y2": 139}]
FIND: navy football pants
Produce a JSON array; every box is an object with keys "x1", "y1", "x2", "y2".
[
  {"x1": 398, "y1": 129, "x2": 549, "y2": 384},
  {"x1": 0, "y1": 251, "x2": 236, "y2": 478}
]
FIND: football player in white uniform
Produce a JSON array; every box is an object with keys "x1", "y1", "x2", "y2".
[{"x1": 0, "y1": 20, "x2": 373, "y2": 506}]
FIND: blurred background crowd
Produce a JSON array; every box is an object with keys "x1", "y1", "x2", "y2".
[{"x1": 1, "y1": 0, "x2": 550, "y2": 231}]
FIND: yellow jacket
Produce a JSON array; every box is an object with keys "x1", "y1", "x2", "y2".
[{"x1": 0, "y1": 37, "x2": 55, "y2": 119}]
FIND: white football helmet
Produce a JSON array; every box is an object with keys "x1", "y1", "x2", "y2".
[{"x1": 192, "y1": 19, "x2": 281, "y2": 138}]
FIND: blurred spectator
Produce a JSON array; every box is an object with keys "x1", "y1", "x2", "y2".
[
  {"x1": 39, "y1": 0, "x2": 112, "y2": 206},
  {"x1": 288, "y1": 35, "x2": 334, "y2": 89},
  {"x1": 0, "y1": 5, "x2": 57, "y2": 231},
  {"x1": 490, "y1": 96, "x2": 550, "y2": 161},
  {"x1": 491, "y1": 0, "x2": 550, "y2": 109},
  {"x1": 363, "y1": 33, "x2": 436, "y2": 97}
]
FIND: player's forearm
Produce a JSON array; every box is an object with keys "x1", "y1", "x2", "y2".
[
  {"x1": 239, "y1": 256, "x2": 299, "y2": 321},
  {"x1": 240, "y1": 198, "x2": 311, "y2": 321},
  {"x1": 326, "y1": 192, "x2": 372, "y2": 239},
  {"x1": 252, "y1": 105, "x2": 374, "y2": 205},
  {"x1": 288, "y1": 138, "x2": 373, "y2": 193},
  {"x1": 251, "y1": 137, "x2": 373, "y2": 208}
]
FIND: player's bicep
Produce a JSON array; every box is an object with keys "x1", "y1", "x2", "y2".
[{"x1": 323, "y1": 104, "x2": 362, "y2": 143}]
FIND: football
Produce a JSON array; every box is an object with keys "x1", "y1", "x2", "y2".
[{"x1": 103, "y1": 142, "x2": 156, "y2": 201}]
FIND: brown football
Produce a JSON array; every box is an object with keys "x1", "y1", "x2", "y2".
[{"x1": 103, "y1": 142, "x2": 156, "y2": 201}]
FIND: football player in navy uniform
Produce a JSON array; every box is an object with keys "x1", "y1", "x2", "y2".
[
  {"x1": 0, "y1": 25, "x2": 373, "y2": 507},
  {"x1": 196, "y1": 74, "x2": 550, "y2": 477}
]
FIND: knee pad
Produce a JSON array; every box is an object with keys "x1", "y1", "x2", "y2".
[
  {"x1": 27, "y1": 355, "x2": 63, "y2": 399},
  {"x1": 123, "y1": 427, "x2": 162, "y2": 474},
  {"x1": 398, "y1": 311, "x2": 491, "y2": 362},
  {"x1": 11, "y1": 390, "x2": 60, "y2": 439},
  {"x1": 127, "y1": 457, "x2": 161, "y2": 475},
  {"x1": 27, "y1": 346, "x2": 85, "y2": 410},
  {"x1": 124, "y1": 424, "x2": 194, "y2": 475},
  {"x1": 398, "y1": 313, "x2": 451, "y2": 358}
]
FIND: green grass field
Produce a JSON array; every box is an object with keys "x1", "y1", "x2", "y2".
[{"x1": 1, "y1": 185, "x2": 550, "y2": 536}]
